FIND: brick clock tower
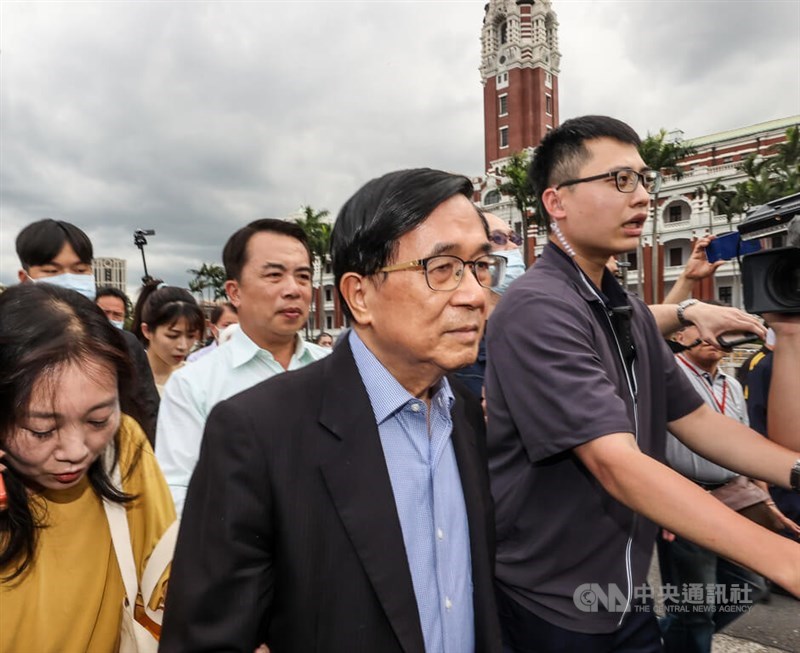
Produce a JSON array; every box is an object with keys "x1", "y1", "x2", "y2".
[{"x1": 480, "y1": 0, "x2": 561, "y2": 174}]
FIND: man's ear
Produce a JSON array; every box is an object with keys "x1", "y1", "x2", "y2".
[
  {"x1": 339, "y1": 272, "x2": 372, "y2": 326},
  {"x1": 541, "y1": 188, "x2": 566, "y2": 221},
  {"x1": 18, "y1": 268, "x2": 30, "y2": 283},
  {"x1": 224, "y1": 279, "x2": 240, "y2": 308}
]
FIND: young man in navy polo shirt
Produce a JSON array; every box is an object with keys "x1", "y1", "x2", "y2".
[{"x1": 485, "y1": 115, "x2": 800, "y2": 653}]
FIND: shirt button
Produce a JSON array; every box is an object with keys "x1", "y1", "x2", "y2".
[
  {"x1": 445, "y1": 597, "x2": 452, "y2": 610},
  {"x1": 437, "y1": 528, "x2": 444, "y2": 540},
  {"x1": 411, "y1": 403, "x2": 421, "y2": 413}
]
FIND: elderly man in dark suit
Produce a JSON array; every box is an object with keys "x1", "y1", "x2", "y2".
[{"x1": 160, "y1": 168, "x2": 505, "y2": 653}]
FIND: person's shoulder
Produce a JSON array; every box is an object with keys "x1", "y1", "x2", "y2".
[
  {"x1": 116, "y1": 413, "x2": 152, "y2": 472},
  {"x1": 119, "y1": 328, "x2": 145, "y2": 351},
  {"x1": 221, "y1": 348, "x2": 331, "y2": 412},
  {"x1": 302, "y1": 340, "x2": 334, "y2": 360}
]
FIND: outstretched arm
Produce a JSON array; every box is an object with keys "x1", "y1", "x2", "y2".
[
  {"x1": 575, "y1": 430, "x2": 800, "y2": 597},
  {"x1": 765, "y1": 313, "x2": 800, "y2": 450},
  {"x1": 649, "y1": 301, "x2": 765, "y2": 341}
]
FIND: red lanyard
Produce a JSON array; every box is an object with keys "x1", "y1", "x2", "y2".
[{"x1": 677, "y1": 355, "x2": 727, "y2": 414}]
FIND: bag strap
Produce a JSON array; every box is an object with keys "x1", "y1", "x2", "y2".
[
  {"x1": 102, "y1": 464, "x2": 138, "y2": 616},
  {"x1": 141, "y1": 520, "x2": 179, "y2": 624},
  {"x1": 102, "y1": 457, "x2": 180, "y2": 625}
]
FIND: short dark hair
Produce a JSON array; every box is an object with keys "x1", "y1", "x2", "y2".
[
  {"x1": 131, "y1": 280, "x2": 205, "y2": 345},
  {"x1": 222, "y1": 219, "x2": 312, "y2": 282},
  {"x1": 529, "y1": 116, "x2": 641, "y2": 225},
  {"x1": 331, "y1": 168, "x2": 483, "y2": 320},
  {"x1": 96, "y1": 286, "x2": 130, "y2": 317},
  {"x1": 314, "y1": 331, "x2": 333, "y2": 344},
  {"x1": 0, "y1": 283, "x2": 138, "y2": 579},
  {"x1": 209, "y1": 302, "x2": 237, "y2": 324},
  {"x1": 15, "y1": 219, "x2": 94, "y2": 270}
]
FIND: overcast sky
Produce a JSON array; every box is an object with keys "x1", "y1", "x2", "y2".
[{"x1": 2, "y1": 0, "x2": 798, "y2": 295}]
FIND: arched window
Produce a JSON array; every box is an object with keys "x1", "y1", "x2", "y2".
[
  {"x1": 484, "y1": 190, "x2": 502, "y2": 206},
  {"x1": 499, "y1": 21, "x2": 508, "y2": 45}
]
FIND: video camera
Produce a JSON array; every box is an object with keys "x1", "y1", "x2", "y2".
[{"x1": 738, "y1": 192, "x2": 800, "y2": 314}]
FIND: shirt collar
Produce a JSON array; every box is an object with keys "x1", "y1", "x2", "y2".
[
  {"x1": 348, "y1": 330, "x2": 454, "y2": 425},
  {"x1": 545, "y1": 242, "x2": 629, "y2": 308},
  {"x1": 229, "y1": 327, "x2": 306, "y2": 368}
]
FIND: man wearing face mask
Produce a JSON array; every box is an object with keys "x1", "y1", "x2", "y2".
[
  {"x1": 15, "y1": 219, "x2": 160, "y2": 444},
  {"x1": 453, "y1": 212, "x2": 527, "y2": 399},
  {"x1": 96, "y1": 286, "x2": 131, "y2": 330}
]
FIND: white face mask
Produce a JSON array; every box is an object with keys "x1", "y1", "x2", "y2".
[
  {"x1": 110, "y1": 319, "x2": 125, "y2": 330},
  {"x1": 491, "y1": 248, "x2": 527, "y2": 296},
  {"x1": 31, "y1": 272, "x2": 97, "y2": 301}
]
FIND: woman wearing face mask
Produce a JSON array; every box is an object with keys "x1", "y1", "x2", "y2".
[
  {"x1": 132, "y1": 281, "x2": 205, "y2": 395},
  {"x1": 0, "y1": 283, "x2": 177, "y2": 653}
]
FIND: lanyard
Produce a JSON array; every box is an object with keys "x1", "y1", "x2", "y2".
[{"x1": 677, "y1": 354, "x2": 727, "y2": 414}]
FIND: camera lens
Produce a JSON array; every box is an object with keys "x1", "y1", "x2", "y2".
[{"x1": 767, "y1": 249, "x2": 800, "y2": 308}]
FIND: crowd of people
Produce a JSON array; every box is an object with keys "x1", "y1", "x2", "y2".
[{"x1": 0, "y1": 115, "x2": 798, "y2": 653}]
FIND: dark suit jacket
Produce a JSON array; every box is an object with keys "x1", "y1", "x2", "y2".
[{"x1": 160, "y1": 339, "x2": 501, "y2": 653}]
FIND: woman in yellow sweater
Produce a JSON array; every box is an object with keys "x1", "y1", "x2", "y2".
[{"x1": 0, "y1": 282, "x2": 177, "y2": 653}]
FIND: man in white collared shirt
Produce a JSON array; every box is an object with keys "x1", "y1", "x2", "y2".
[{"x1": 156, "y1": 219, "x2": 330, "y2": 513}]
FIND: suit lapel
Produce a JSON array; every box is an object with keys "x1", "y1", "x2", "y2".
[
  {"x1": 449, "y1": 384, "x2": 500, "y2": 652},
  {"x1": 318, "y1": 341, "x2": 426, "y2": 653}
]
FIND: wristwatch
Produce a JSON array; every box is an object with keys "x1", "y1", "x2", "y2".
[
  {"x1": 676, "y1": 299, "x2": 698, "y2": 327},
  {"x1": 791, "y1": 459, "x2": 800, "y2": 493}
]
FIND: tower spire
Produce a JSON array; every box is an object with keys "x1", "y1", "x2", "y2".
[{"x1": 480, "y1": 0, "x2": 561, "y2": 173}]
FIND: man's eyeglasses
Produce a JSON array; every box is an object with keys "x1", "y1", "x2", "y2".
[
  {"x1": 556, "y1": 168, "x2": 662, "y2": 194},
  {"x1": 489, "y1": 230, "x2": 523, "y2": 247},
  {"x1": 379, "y1": 254, "x2": 506, "y2": 292}
]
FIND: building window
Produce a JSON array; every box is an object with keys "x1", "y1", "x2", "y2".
[
  {"x1": 545, "y1": 94, "x2": 552, "y2": 116},
  {"x1": 545, "y1": 71, "x2": 552, "y2": 89},
  {"x1": 326, "y1": 315, "x2": 333, "y2": 330},
  {"x1": 668, "y1": 247, "x2": 683, "y2": 267},
  {"x1": 668, "y1": 205, "x2": 684, "y2": 223},
  {"x1": 484, "y1": 190, "x2": 501, "y2": 205},
  {"x1": 499, "y1": 127, "x2": 509, "y2": 149},
  {"x1": 324, "y1": 261, "x2": 332, "y2": 274},
  {"x1": 496, "y1": 71, "x2": 509, "y2": 89},
  {"x1": 626, "y1": 251, "x2": 638, "y2": 271},
  {"x1": 324, "y1": 287, "x2": 332, "y2": 302},
  {"x1": 499, "y1": 21, "x2": 508, "y2": 45},
  {"x1": 498, "y1": 94, "x2": 508, "y2": 116},
  {"x1": 718, "y1": 286, "x2": 732, "y2": 305}
]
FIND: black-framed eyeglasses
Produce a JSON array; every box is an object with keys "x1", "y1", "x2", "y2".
[
  {"x1": 379, "y1": 254, "x2": 506, "y2": 292},
  {"x1": 489, "y1": 230, "x2": 523, "y2": 247},
  {"x1": 556, "y1": 168, "x2": 662, "y2": 194}
]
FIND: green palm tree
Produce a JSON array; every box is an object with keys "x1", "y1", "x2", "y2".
[
  {"x1": 639, "y1": 129, "x2": 695, "y2": 302},
  {"x1": 295, "y1": 206, "x2": 331, "y2": 332}
]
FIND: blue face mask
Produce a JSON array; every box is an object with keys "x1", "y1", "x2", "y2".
[
  {"x1": 491, "y1": 248, "x2": 526, "y2": 296},
  {"x1": 110, "y1": 319, "x2": 125, "y2": 330},
  {"x1": 31, "y1": 272, "x2": 97, "y2": 301}
]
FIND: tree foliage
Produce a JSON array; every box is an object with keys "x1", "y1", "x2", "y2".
[
  {"x1": 496, "y1": 150, "x2": 547, "y2": 230},
  {"x1": 639, "y1": 129, "x2": 696, "y2": 301},
  {"x1": 188, "y1": 263, "x2": 227, "y2": 302},
  {"x1": 732, "y1": 126, "x2": 800, "y2": 209},
  {"x1": 295, "y1": 205, "x2": 332, "y2": 329}
]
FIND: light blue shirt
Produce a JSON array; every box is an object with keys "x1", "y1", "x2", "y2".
[
  {"x1": 349, "y1": 331, "x2": 475, "y2": 653},
  {"x1": 155, "y1": 327, "x2": 330, "y2": 513}
]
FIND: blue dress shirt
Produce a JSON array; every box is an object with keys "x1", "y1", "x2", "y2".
[{"x1": 349, "y1": 331, "x2": 475, "y2": 653}]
